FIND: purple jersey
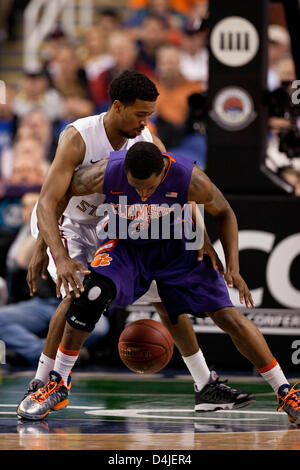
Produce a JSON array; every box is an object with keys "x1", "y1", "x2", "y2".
[
  {"x1": 102, "y1": 150, "x2": 194, "y2": 243},
  {"x1": 90, "y1": 149, "x2": 233, "y2": 323}
]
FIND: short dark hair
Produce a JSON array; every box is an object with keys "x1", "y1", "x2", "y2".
[
  {"x1": 124, "y1": 142, "x2": 164, "y2": 179},
  {"x1": 108, "y1": 70, "x2": 159, "y2": 105}
]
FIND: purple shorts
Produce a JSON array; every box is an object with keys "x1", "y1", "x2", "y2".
[{"x1": 90, "y1": 238, "x2": 233, "y2": 323}]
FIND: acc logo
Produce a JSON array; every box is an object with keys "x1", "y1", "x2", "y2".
[
  {"x1": 210, "y1": 87, "x2": 257, "y2": 131},
  {"x1": 210, "y1": 16, "x2": 259, "y2": 67}
]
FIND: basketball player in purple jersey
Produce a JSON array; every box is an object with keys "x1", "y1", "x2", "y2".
[{"x1": 18, "y1": 142, "x2": 300, "y2": 424}]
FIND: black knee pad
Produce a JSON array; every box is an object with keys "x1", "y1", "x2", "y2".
[{"x1": 66, "y1": 271, "x2": 116, "y2": 332}]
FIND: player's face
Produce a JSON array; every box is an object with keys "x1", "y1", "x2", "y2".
[
  {"x1": 117, "y1": 99, "x2": 156, "y2": 138},
  {"x1": 126, "y1": 169, "x2": 165, "y2": 200}
]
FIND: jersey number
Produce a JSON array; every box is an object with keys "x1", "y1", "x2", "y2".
[{"x1": 77, "y1": 200, "x2": 97, "y2": 216}]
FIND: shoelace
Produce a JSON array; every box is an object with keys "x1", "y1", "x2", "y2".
[
  {"x1": 278, "y1": 381, "x2": 300, "y2": 412},
  {"x1": 30, "y1": 381, "x2": 58, "y2": 404}
]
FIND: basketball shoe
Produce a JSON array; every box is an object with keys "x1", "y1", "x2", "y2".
[
  {"x1": 277, "y1": 382, "x2": 300, "y2": 425},
  {"x1": 194, "y1": 371, "x2": 255, "y2": 411},
  {"x1": 17, "y1": 371, "x2": 71, "y2": 420},
  {"x1": 20, "y1": 378, "x2": 45, "y2": 401}
]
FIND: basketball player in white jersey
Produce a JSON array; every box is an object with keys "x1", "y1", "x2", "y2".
[{"x1": 20, "y1": 71, "x2": 254, "y2": 415}]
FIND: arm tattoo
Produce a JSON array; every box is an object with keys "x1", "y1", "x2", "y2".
[{"x1": 69, "y1": 164, "x2": 103, "y2": 196}]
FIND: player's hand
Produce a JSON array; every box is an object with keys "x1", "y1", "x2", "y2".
[
  {"x1": 224, "y1": 269, "x2": 255, "y2": 309},
  {"x1": 55, "y1": 254, "x2": 90, "y2": 299},
  {"x1": 27, "y1": 245, "x2": 49, "y2": 296},
  {"x1": 197, "y1": 242, "x2": 225, "y2": 276}
]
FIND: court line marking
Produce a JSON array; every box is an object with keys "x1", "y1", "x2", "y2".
[
  {"x1": 84, "y1": 408, "x2": 285, "y2": 421},
  {"x1": 0, "y1": 403, "x2": 283, "y2": 414},
  {"x1": 0, "y1": 404, "x2": 102, "y2": 409},
  {"x1": 0, "y1": 404, "x2": 286, "y2": 422},
  {"x1": 0, "y1": 404, "x2": 282, "y2": 415}
]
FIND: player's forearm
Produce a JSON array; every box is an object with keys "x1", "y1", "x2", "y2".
[
  {"x1": 215, "y1": 209, "x2": 240, "y2": 271},
  {"x1": 36, "y1": 195, "x2": 71, "y2": 260},
  {"x1": 69, "y1": 161, "x2": 106, "y2": 196}
]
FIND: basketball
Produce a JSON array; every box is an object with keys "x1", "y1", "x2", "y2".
[{"x1": 118, "y1": 319, "x2": 174, "y2": 374}]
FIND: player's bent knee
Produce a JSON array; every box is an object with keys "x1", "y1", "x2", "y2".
[
  {"x1": 66, "y1": 271, "x2": 116, "y2": 332},
  {"x1": 208, "y1": 307, "x2": 247, "y2": 332}
]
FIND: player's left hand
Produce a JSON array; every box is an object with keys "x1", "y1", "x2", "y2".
[
  {"x1": 197, "y1": 241, "x2": 225, "y2": 276},
  {"x1": 225, "y1": 269, "x2": 255, "y2": 309}
]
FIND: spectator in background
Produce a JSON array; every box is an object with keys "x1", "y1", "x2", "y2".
[
  {"x1": 79, "y1": 25, "x2": 115, "y2": 82},
  {"x1": 0, "y1": 275, "x2": 61, "y2": 366},
  {"x1": 50, "y1": 43, "x2": 91, "y2": 100},
  {"x1": 95, "y1": 8, "x2": 122, "y2": 36},
  {"x1": 0, "y1": 272, "x2": 110, "y2": 367},
  {"x1": 278, "y1": 167, "x2": 300, "y2": 197},
  {"x1": 49, "y1": 43, "x2": 95, "y2": 128},
  {"x1": 12, "y1": 70, "x2": 63, "y2": 123},
  {"x1": 133, "y1": 15, "x2": 169, "y2": 74},
  {"x1": 0, "y1": 192, "x2": 110, "y2": 366},
  {"x1": 184, "y1": 0, "x2": 208, "y2": 22},
  {"x1": 266, "y1": 56, "x2": 299, "y2": 178},
  {"x1": 124, "y1": 0, "x2": 186, "y2": 36},
  {"x1": 5, "y1": 191, "x2": 39, "y2": 303},
  {"x1": 179, "y1": 17, "x2": 208, "y2": 86},
  {"x1": 274, "y1": 56, "x2": 296, "y2": 84},
  {"x1": 89, "y1": 31, "x2": 153, "y2": 112},
  {"x1": 151, "y1": 44, "x2": 203, "y2": 148},
  {"x1": 266, "y1": 114, "x2": 300, "y2": 176},
  {"x1": 10, "y1": 151, "x2": 48, "y2": 187},
  {"x1": 39, "y1": 27, "x2": 69, "y2": 75},
  {"x1": 0, "y1": 0, "x2": 14, "y2": 44},
  {"x1": 127, "y1": 0, "x2": 204, "y2": 16},
  {"x1": 17, "y1": 109, "x2": 58, "y2": 162},
  {"x1": 268, "y1": 24, "x2": 291, "y2": 91},
  {"x1": 1, "y1": 135, "x2": 48, "y2": 186},
  {"x1": 0, "y1": 85, "x2": 17, "y2": 158}
]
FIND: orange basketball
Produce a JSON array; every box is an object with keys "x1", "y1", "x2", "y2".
[{"x1": 118, "y1": 319, "x2": 174, "y2": 374}]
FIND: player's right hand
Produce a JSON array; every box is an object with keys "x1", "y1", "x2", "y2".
[
  {"x1": 27, "y1": 246, "x2": 49, "y2": 296},
  {"x1": 55, "y1": 255, "x2": 90, "y2": 299}
]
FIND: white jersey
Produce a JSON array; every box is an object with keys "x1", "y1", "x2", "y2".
[
  {"x1": 62, "y1": 113, "x2": 153, "y2": 224},
  {"x1": 30, "y1": 112, "x2": 160, "y2": 302}
]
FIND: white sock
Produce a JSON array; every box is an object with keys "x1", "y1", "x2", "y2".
[
  {"x1": 35, "y1": 353, "x2": 55, "y2": 384},
  {"x1": 182, "y1": 349, "x2": 211, "y2": 391},
  {"x1": 258, "y1": 358, "x2": 289, "y2": 394},
  {"x1": 53, "y1": 345, "x2": 79, "y2": 386}
]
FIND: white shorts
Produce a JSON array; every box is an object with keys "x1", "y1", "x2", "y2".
[{"x1": 31, "y1": 205, "x2": 161, "y2": 302}]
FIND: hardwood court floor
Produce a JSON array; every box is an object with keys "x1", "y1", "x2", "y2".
[{"x1": 0, "y1": 370, "x2": 299, "y2": 451}]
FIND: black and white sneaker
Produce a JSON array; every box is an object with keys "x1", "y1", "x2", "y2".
[{"x1": 194, "y1": 371, "x2": 255, "y2": 412}]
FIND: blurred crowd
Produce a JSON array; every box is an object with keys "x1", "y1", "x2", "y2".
[{"x1": 0, "y1": 0, "x2": 299, "y2": 366}]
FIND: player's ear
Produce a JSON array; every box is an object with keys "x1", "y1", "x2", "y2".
[{"x1": 113, "y1": 100, "x2": 123, "y2": 114}]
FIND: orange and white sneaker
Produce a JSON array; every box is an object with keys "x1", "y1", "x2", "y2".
[
  {"x1": 17, "y1": 371, "x2": 71, "y2": 421},
  {"x1": 277, "y1": 382, "x2": 300, "y2": 425}
]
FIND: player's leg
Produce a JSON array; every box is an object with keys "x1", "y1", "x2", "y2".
[
  {"x1": 19, "y1": 220, "x2": 97, "y2": 404},
  {"x1": 207, "y1": 307, "x2": 274, "y2": 369},
  {"x1": 34, "y1": 296, "x2": 72, "y2": 379},
  {"x1": 208, "y1": 307, "x2": 300, "y2": 424},
  {"x1": 141, "y1": 282, "x2": 210, "y2": 388},
  {"x1": 17, "y1": 270, "x2": 117, "y2": 420},
  {"x1": 17, "y1": 239, "x2": 138, "y2": 420},
  {"x1": 154, "y1": 301, "x2": 254, "y2": 411},
  {"x1": 152, "y1": 303, "x2": 210, "y2": 388}
]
